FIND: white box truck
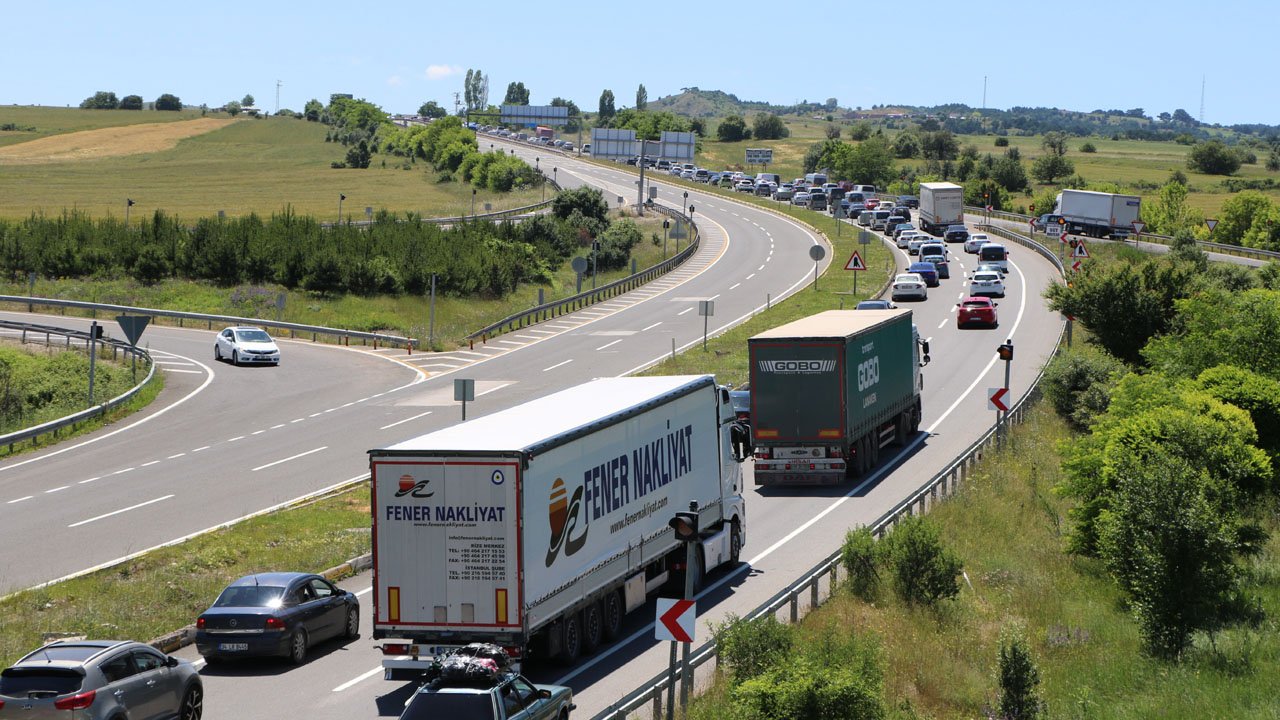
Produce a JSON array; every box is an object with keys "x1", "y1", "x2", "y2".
[
  {"x1": 369, "y1": 375, "x2": 748, "y2": 676},
  {"x1": 1055, "y1": 189, "x2": 1141, "y2": 239},
  {"x1": 918, "y1": 182, "x2": 964, "y2": 236}
]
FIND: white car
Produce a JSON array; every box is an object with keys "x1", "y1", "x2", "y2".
[
  {"x1": 897, "y1": 230, "x2": 923, "y2": 249},
  {"x1": 964, "y1": 233, "x2": 992, "y2": 254},
  {"x1": 891, "y1": 273, "x2": 928, "y2": 301},
  {"x1": 215, "y1": 326, "x2": 281, "y2": 366},
  {"x1": 907, "y1": 236, "x2": 931, "y2": 256},
  {"x1": 969, "y1": 270, "x2": 1006, "y2": 298}
]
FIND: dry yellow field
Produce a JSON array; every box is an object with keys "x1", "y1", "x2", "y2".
[{"x1": 0, "y1": 118, "x2": 236, "y2": 164}]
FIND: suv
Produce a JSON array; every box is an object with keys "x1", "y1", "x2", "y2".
[
  {"x1": 897, "y1": 195, "x2": 920, "y2": 209},
  {"x1": 0, "y1": 640, "x2": 203, "y2": 720},
  {"x1": 398, "y1": 649, "x2": 575, "y2": 720},
  {"x1": 944, "y1": 224, "x2": 971, "y2": 243}
]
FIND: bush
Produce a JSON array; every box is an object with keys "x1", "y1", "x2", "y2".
[
  {"x1": 732, "y1": 660, "x2": 885, "y2": 720},
  {"x1": 1187, "y1": 140, "x2": 1241, "y2": 175},
  {"x1": 1079, "y1": 141, "x2": 1097, "y2": 153},
  {"x1": 996, "y1": 625, "x2": 1043, "y2": 720},
  {"x1": 840, "y1": 527, "x2": 881, "y2": 599},
  {"x1": 880, "y1": 516, "x2": 962, "y2": 606},
  {"x1": 994, "y1": 136, "x2": 1009, "y2": 147},
  {"x1": 1041, "y1": 346, "x2": 1128, "y2": 428},
  {"x1": 711, "y1": 614, "x2": 793, "y2": 686}
]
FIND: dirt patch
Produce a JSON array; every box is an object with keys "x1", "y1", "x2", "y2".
[{"x1": 0, "y1": 118, "x2": 236, "y2": 164}]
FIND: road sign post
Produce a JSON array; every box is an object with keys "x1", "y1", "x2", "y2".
[
  {"x1": 1132, "y1": 221, "x2": 1145, "y2": 243},
  {"x1": 454, "y1": 378, "x2": 475, "y2": 421},
  {"x1": 994, "y1": 341, "x2": 1014, "y2": 444},
  {"x1": 1206, "y1": 218, "x2": 1218, "y2": 235},
  {"x1": 698, "y1": 300, "x2": 714, "y2": 351},
  {"x1": 808, "y1": 245, "x2": 826, "y2": 291},
  {"x1": 845, "y1": 251, "x2": 866, "y2": 296},
  {"x1": 116, "y1": 315, "x2": 150, "y2": 381}
]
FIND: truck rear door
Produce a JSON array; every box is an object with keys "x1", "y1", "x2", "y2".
[
  {"x1": 372, "y1": 456, "x2": 522, "y2": 636},
  {"x1": 750, "y1": 342, "x2": 843, "y2": 442}
]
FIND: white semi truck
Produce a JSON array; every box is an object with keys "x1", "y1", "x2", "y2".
[
  {"x1": 918, "y1": 182, "x2": 965, "y2": 236},
  {"x1": 1055, "y1": 189, "x2": 1141, "y2": 239},
  {"x1": 369, "y1": 375, "x2": 748, "y2": 676}
]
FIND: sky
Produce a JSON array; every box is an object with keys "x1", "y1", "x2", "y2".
[{"x1": 3, "y1": 0, "x2": 1273, "y2": 127}]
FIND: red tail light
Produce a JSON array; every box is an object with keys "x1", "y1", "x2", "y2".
[
  {"x1": 265, "y1": 617, "x2": 286, "y2": 630},
  {"x1": 0, "y1": 699, "x2": 5, "y2": 710},
  {"x1": 502, "y1": 645, "x2": 522, "y2": 659},
  {"x1": 54, "y1": 690, "x2": 96, "y2": 710},
  {"x1": 382, "y1": 643, "x2": 410, "y2": 655},
  {"x1": 196, "y1": 617, "x2": 206, "y2": 629}
]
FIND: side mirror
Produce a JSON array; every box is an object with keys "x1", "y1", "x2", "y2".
[
  {"x1": 539, "y1": 689, "x2": 553, "y2": 699},
  {"x1": 921, "y1": 341, "x2": 931, "y2": 356},
  {"x1": 166, "y1": 656, "x2": 180, "y2": 668}
]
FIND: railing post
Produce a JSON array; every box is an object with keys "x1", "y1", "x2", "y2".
[
  {"x1": 810, "y1": 578, "x2": 819, "y2": 608},
  {"x1": 789, "y1": 593, "x2": 798, "y2": 623}
]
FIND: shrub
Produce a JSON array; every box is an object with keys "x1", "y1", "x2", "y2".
[
  {"x1": 994, "y1": 136, "x2": 1009, "y2": 147},
  {"x1": 1079, "y1": 141, "x2": 1097, "y2": 153},
  {"x1": 880, "y1": 516, "x2": 962, "y2": 606},
  {"x1": 1187, "y1": 140, "x2": 1241, "y2": 175},
  {"x1": 840, "y1": 527, "x2": 881, "y2": 599},
  {"x1": 996, "y1": 624, "x2": 1044, "y2": 720},
  {"x1": 1041, "y1": 346, "x2": 1128, "y2": 428},
  {"x1": 711, "y1": 614, "x2": 793, "y2": 685}
]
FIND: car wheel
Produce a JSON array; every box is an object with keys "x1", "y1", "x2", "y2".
[
  {"x1": 559, "y1": 614, "x2": 582, "y2": 663},
  {"x1": 214, "y1": 345, "x2": 221, "y2": 362},
  {"x1": 231, "y1": 350, "x2": 240, "y2": 367},
  {"x1": 288, "y1": 628, "x2": 308, "y2": 665},
  {"x1": 344, "y1": 606, "x2": 360, "y2": 639},
  {"x1": 180, "y1": 684, "x2": 203, "y2": 720},
  {"x1": 582, "y1": 602, "x2": 603, "y2": 654},
  {"x1": 601, "y1": 590, "x2": 624, "y2": 641}
]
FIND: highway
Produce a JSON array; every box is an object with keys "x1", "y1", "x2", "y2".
[{"x1": 0, "y1": 145, "x2": 1066, "y2": 718}]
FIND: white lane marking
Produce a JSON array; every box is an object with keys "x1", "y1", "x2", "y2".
[
  {"x1": 291, "y1": 418, "x2": 305, "y2": 423},
  {"x1": 333, "y1": 666, "x2": 383, "y2": 693},
  {"x1": 270, "y1": 424, "x2": 286, "y2": 430},
  {"x1": 0, "y1": 353, "x2": 215, "y2": 475},
  {"x1": 938, "y1": 319, "x2": 948, "y2": 329},
  {"x1": 596, "y1": 339, "x2": 622, "y2": 351},
  {"x1": 380, "y1": 410, "x2": 433, "y2": 431},
  {"x1": 78, "y1": 476, "x2": 101, "y2": 485},
  {"x1": 543, "y1": 359, "x2": 573, "y2": 372},
  {"x1": 154, "y1": 360, "x2": 195, "y2": 366},
  {"x1": 729, "y1": 283, "x2": 741, "y2": 290},
  {"x1": 141, "y1": 461, "x2": 160, "y2": 467},
  {"x1": 7, "y1": 495, "x2": 32, "y2": 504},
  {"x1": 310, "y1": 412, "x2": 322, "y2": 417},
  {"x1": 356, "y1": 586, "x2": 372, "y2": 597},
  {"x1": 45, "y1": 486, "x2": 68, "y2": 494},
  {"x1": 162, "y1": 369, "x2": 203, "y2": 374},
  {"x1": 193, "y1": 446, "x2": 210, "y2": 452},
  {"x1": 758, "y1": 265, "x2": 765, "y2": 270},
  {"x1": 476, "y1": 383, "x2": 511, "y2": 397},
  {"x1": 69, "y1": 495, "x2": 174, "y2": 528},
  {"x1": 167, "y1": 453, "x2": 185, "y2": 460},
  {"x1": 641, "y1": 322, "x2": 663, "y2": 332},
  {"x1": 746, "y1": 274, "x2": 756, "y2": 280},
  {"x1": 113, "y1": 467, "x2": 135, "y2": 475},
  {"x1": 709, "y1": 294, "x2": 721, "y2": 301},
  {"x1": 251, "y1": 430, "x2": 266, "y2": 436},
  {"x1": 497, "y1": 340, "x2": 525, "y2": 346},
  {"x1": 677, "y1": 308, "x2": 693, "y2": 316},
  {"x1": 252, "y1": 446, "x2": 327, "y2": 472},
  {"x1": 228, "y1": 436, "x2": 245, "y2": 443}
]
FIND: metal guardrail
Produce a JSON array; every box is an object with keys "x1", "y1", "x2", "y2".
[
  {"x1": 595, "y1": 225, "x2": 1069, "y2": 720},
  {"x1": 0, "y1": 296, "x2": 418, "y2": 351},
  {"x1": 0, "y1": 321, "x2": 155, "y2": 451},
  {"x1": 964, "y1": 204, "x2": 1280, "y2": 263},
  {"x1": 467, "y1": 204, "x2": 701, "y2": 341}
]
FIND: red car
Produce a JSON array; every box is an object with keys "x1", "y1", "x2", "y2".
[
  {"x1": 956, "y1": 296, "x2": 999, "y2": 329},
  {"x1": 864, "y1": 198, "x2": 881, "y2": 211}
]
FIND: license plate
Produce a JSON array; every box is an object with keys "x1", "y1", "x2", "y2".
[{"x1": 218, "y1": 643, "x2": 248, "y2": 652}]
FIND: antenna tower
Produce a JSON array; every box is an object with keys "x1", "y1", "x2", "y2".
[
  {"x1": 275, "y1": 80, "x2": 282, "y2": 114},
  {"x1": 1199, "y1": 76, "x2": 1205, "y2": 123}
]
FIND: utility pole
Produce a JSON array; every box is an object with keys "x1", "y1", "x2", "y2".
[
  {"x1": 275, "y1": 80, "x2": 282, "y2": 114},
  {"x1": 453, "y1": 92, "x2": 462, "y2": 116}
]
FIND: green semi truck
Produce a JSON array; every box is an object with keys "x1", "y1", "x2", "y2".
[{"x1": 748, "y1": 309, "x2": 929, "y2": 485}]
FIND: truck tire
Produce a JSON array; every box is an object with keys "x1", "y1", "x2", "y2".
[
  {"x1": 601, "y1": 590, "x2": 624, "y2": 641},
  {"x1": 559, "y1": 613, "x2": 582, "y2": 664},
  {"x1": 582, "y1": 602, "x2": 603, "y2": 654},
  {"x1": 729, "y1": 520, "x2": 743, "y2": 564},
  {"x1": 896, "y1": 411, "x2": 911, "y2": 446}
]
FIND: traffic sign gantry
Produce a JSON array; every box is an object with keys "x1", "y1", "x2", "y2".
[
  {"x1": 988, "y1": 387, "x2": 1010, "y2": 412},
  {"x1": 655, "y1": 598, "x2": 695, "y2": 643},
  {"x1": 844, "y1": 251, "x2": 866, "y2": 271}
]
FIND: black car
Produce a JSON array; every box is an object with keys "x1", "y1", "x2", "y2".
[
  {"x1": 889, "y1": 208, "x2": 911, "y2": 223},
  {"x1": 897, "y1": 195, "x2": 920, "y2": 209},
  {"x1": 196, "y1": 572, "x2": 359, "y2": 665},
  {"x1": 944, "y1": 224, "x2": 970, "y2": 243}
]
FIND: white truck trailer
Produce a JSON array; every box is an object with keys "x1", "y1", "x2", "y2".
[
  {"x1": 369, "y1": 375, "x2": 747, "y2": 676},
  {"x1": 918, "y1": 182, "x2": 965, "y2": 236},
  {"x1": 1055, "y1": 189, "x2": 1141, "y2": 239}
]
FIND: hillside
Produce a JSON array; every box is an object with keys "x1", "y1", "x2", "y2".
[{"x1": 648, "y1": 88, "x2": 828, "y2": 118}]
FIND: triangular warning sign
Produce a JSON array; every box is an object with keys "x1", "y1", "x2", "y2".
[
  {"x1": 1206, "y1": 218, "x2": 1218, "y2": 232},
  {"x1": 1132, "y1": 221, "x2": 1145, "y2": 234},
  {"x1": 844, "y1": 251, "x2": 866, "y2": 271},
  {"x1": 1072, "y1": 242, "x2": 1090, "y2": 258}
]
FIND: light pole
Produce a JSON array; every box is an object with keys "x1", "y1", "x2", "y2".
[
  {"x1": 663, "y1": 218, "x2": 670, "y2": 259},
  {"x1": 553, "y1": 167, "x2": 558, "y2": 189},
  {"x1": 338, "y1": 193, "x2": 345, "y2": 224},
  {"x1": 996, "y1": 340, "x2": 1014, "y2": 445},
  {"x1": 537, "y1": 157, "x2": 544, "y2": 202},
  {"x1": 683, "y1": 191, "x2": 689, "y2": 217},
  {"x1": 471, "y1": 188, "x2": 477, "y2": 217}
]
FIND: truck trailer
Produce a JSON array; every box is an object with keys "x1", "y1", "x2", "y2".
[
  {"x1": 749, "y1": 309, "x2": 929, "y2": 485},
  {"x1": 918, "y1": 182, "x2": 964, "y2": 236},
  {"x1": 1054, "y1": 189, "x2": 1141, "y2": 239},
  {"x1": 369, "y1": 375, "x2": 747, "y2": 676}
]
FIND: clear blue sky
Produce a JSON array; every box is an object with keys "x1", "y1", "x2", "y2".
[{"x1": 4, "y1": 0, "x2": 1271, "y2": 127}]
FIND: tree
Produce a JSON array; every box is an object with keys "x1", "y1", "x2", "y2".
[
  {"x1": 1187, "y1": 140, "x2": 1241, "y2": 175},
  {"x1": 635, "y1": 83, "x2": 647, "y2": 110},
  {"x1": 892, "y1": 132, "x2": 920, "y2": 159},
  {"x1": 418, "y1": 100, "x2": 447, "y2": 119},
  {"x1": 920, "y1": 130, "x2": 959, "y2": 161},
  {"x1": 752, "y1": 113, "x2": 789, "y2": 140},
  {"x1": 991, "y1": 155, "x2": 1029, "y2": 192},
  {"x1": 119, "y1": 94, "x2": 144, "y2": 111},
  {"x1": 1267, "y1": 150, "x2": 1280, "y2": 172},
  {"x1": 1080, "y1": 141, "x2": 1097, "y2": 153},
  {"x1": 1213, "y1": 190, "x2": 1273, "y2": 245},
  {"x1": 881, "y1": 515, "x2": 961, "y2": 606},
  {"x1": 80, "y1": 91, "x2": 119, "y2": 109},
  {"x1": 154, "y1": 93, "x2": 182, "y2": 111},
  {"x1": 1158, "y1": 111, "x2": 1173, "y2": 123},
  {"x1": 463, "y1": 69, "x2": 488, "y2": 112},
  {"x1": 1144, "y1": 181, "x2": 1202, "y2": 237},
  {"x1": 242, "y1": 94, "x2": 255, "y2": 107},
  {"x1": 550, "y1": 97, "x2": 580, "y2": 131},
  {"x1": 1041, "y1": 132, "x2": 1069, "y2": 157},
  {"x1": 303, "y1": 99, "x2": 324, "y2": 122},
  {"x1": 598, "y1": 89, "x2": 616, "y2": 124},
  {"x1": 502, "y1": 82, "x2": 529, "y2": 105},
  {"x1": 1031, "y1": 154, "x2": 1074, "y2": 184},
  {"x1": 997, "y1": 626, "x2": 1043, "y2": 720},
  {"x1": 716, "y1": 115, "x2": 749, "y2": 142},
  {"x1": 825, "y1": 124, "x2": 842, "y2": 140},
  {"x1": 834, "y1": 136, "x2": 896, "y2": 189},
  {"x1": 1172, "y1": 108, "x2": 1197, "y2": 125},
  {"x1": 225, "y1": 101, "x2": 242, "y2": 117},
  {"x1": 552, "y1": 186, "x2": 609, "y2": 224},
  {"x1": 1143, "y1": 288, "x2": 1280, "y2": 382},
  {"x1": 1041, "y1": 345, "x2": 1128, "y2": 429}
]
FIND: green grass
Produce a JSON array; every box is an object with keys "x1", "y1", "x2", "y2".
[
  {"x1": 0, "y1": 113, "x2": 544, "y2": 221},
  {"x1": 0, "y1": 106, "x2": 210, "y2": 145},
  {"x1": 685, "y1": 403, "x2": 1280, "y2": 719},
  {"x1": 0, "y1": 484, "x2": 371, "y2": 668}
]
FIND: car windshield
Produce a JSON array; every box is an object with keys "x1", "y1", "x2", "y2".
[
  {"x1": 214, "y1": 585, "x2": 287, "y2": 608},
  {"x1": 0, "y1": 668, "x2": 84, "y2": 696},
  {"x1": 975, "y1": 273, "x2": 1000, "y2": 281},
  {"x1": 730, "y1": 392, "x2": 750, "y2": 412},
  {"x1": 402, "y1": 691, "x2": 496, "y2": 720},
  {"x1": 963, "y1": 301, "x2": 990, "y2": 308},
  {"x1": 856, "y1": 301, "x2": 891, "y2": 309},
  {"x1": 234, "y1": 329, "x2": 272, "y2": 343},
  {"x1": 894, "y1": 275, "x2": 918, "y2": 283}
]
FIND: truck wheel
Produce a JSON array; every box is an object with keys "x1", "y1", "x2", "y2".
[
  {"x1": 601, "y1": 590, "x2": 624, "y2": 641},
  {"x1": 559, "y1": 614, "x2": 582, "y2": 664},
  {"x1": 896, "y1": 411, "x2": 911, "y2": 445},
  {"x1": 729, "y1": 520, "x2": 743, "y2": 564},
  {"x1": 582, "y1": 602, "x2": 603, "y2": 654}
]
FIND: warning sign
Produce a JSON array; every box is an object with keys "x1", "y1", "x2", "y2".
[
  {"x1": 844, "y1": 251, "x2": 866, "y2": 271},
  {"x1": 1071, "y1": 242, "x2": 1090, "y2": 259}
]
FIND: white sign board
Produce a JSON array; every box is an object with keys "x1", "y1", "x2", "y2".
[
  {"x1": 590, "y1": 127, "x2": 637, "y2": 161},
  {"x1": 500, "y1": 104, "x2": 569, "y2": 124},
  {"x1": 655, "y1": 598, "x2": 696, "y2": 643},
  {"x1": 1046, "y1": 224, "x2": 1063, "y2": 238},
  {"x1": 745, "y1": 148, "x2": 773, "y2": 165},
  {"x1": 660, "y1": 131, "x2": 696, "y2": 162}
]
